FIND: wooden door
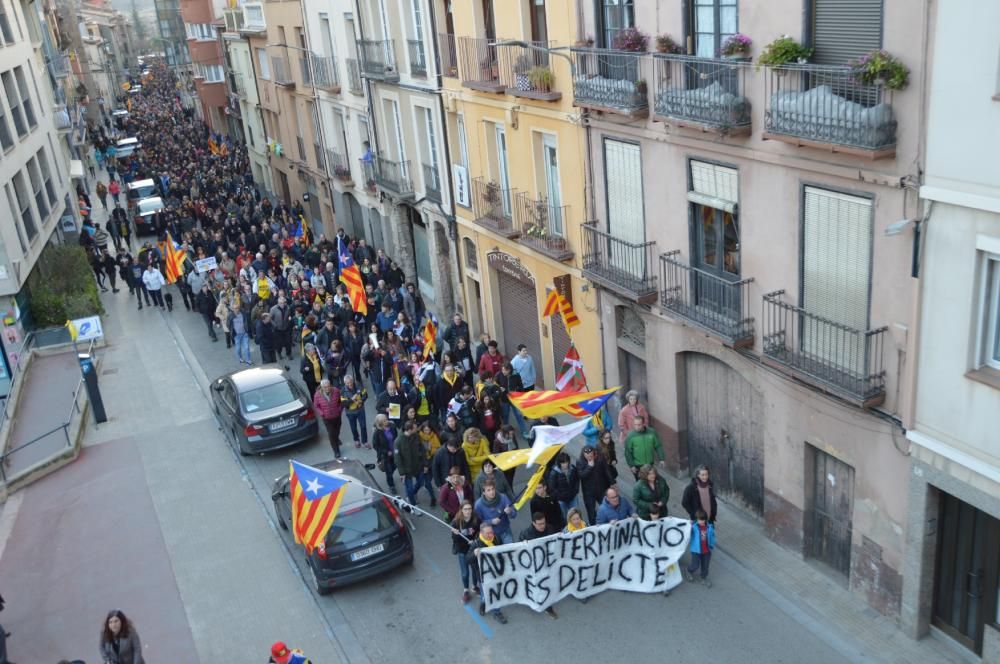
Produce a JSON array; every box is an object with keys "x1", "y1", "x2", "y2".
[{"x1": 805, "y1": 446, "x2": 854, "y2": 577}]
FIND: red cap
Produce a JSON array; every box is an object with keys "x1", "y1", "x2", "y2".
[{"x1": 270, "y1": 641, "x2": 291, "y2": 664}]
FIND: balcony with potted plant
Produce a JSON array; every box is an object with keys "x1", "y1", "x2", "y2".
[
  {"x1": 499, "y1": 43, "x2": 561, "y2": 102},
  {"x1": 513, "y1": 192, "x2": 573, "y2": 262},
  {"x1": 471, "y1": 177, "x2": 518, "y2": 237},
  {"x1": 458, "y1": 36, "x2": 504, "y2": 93},
  {"x1": 571, "y1": 28, "x2": 649, "y2": 118},
  {"x1": 652, "y1": 33, "x2": 752, "y2": 135}
]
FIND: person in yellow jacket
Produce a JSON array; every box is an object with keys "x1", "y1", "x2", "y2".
[
  {"x1": 419, "y1": 420, "x2": 441, "y2": 461},
  {"x1": 462, "y1": 427, "x2": 490, "y2": 480}
]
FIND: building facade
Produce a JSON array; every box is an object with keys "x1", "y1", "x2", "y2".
[
  {"x1": 444, "y1": 0, "x2": 597, "y2": 387},
  {"x1": 180, "y1": 0, "x2": 227, "y2": 131},
  {"x1": 900, "y1": 0, "x2": 1000, "y2": 659},
  {"x1": 154, "y1": 0, "x2": 191, "y2": 71},
  {"x1": 576, "y1": 0, "x2": 925, "y2": 619}
]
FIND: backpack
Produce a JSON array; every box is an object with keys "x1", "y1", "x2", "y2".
[{"x1": 458, "y1": 398, "x2": 477, "y2": 428}]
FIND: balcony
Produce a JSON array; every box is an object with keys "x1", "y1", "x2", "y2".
[
  {"x1": 407, "y1": 39, "x2": 427, "y2": 77},
  {"x1": 653, "y1": 55, "x2": 751, "y2": 135},
  {"x1": 499, "y1": 41, "x2": 561, "y2": 102},
  {"x1": 659, "y1": 251, "x2": 754, "y2": 347},
  {"x1": 271, "y1": 56, "x2": 293, "y2": 86},
  {"x1": 48, "y1": 54, "x2": 70, "y2": 79},
  {"x1": 581, "y1": 222, "x2": 657, "y2": 304},
  {"x1": 458, "y1": 37, "x2": 503, "y2": 93},
  {"x1": 346, "y1": 58, "x2": 363, "y2": 94},
  {"x1": 298, "y1": 55, "x2": 312, "y2": 85},
  {"x1": 761, "y1": 290, "x2": 887, "y2": 407},
  {"x1": 422, "y1": 162, "x2": 441, "y2": 203},
  {"x1": 571, "y1": 48, "x2": 648, "y2": 118},
  {"x1": 233, "y1": 72, "x2": 247, "y2": 99},
  {"x1": 513, "y1": 192, "x2": 573, "y2": 262},
  {"x1": 329, "y1": 149, "x2": 354, "y2": 186},
  {"x1": 762, "y1": 64, "x2": 897, "y2": 159},
  {"x1": 360, "y1": 159, "x2": 377, "y2": 194},
  {"x1": 439, "y1": 33, "x2": 458, "y2": 78},
  {"x1": 374, "y1": 156, "x2": 413, "y2": 198},
  {"x1": 313, "y1": 143, "x2": 326, "y2": 171},
  {"x1": 310, "y1": 54, "x2": 340, "y2": 92},
  {"x1": 357, "y1": 39, "x2": 399, "y2": 81},
  {"x1": 471, "y1": 177, "x2": 518, "y2": 237}
]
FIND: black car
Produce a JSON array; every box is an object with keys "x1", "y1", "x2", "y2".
[
  {"x1": 211, "y1": 367, "x2": 318, "y2": 455},
  {"x1": 272, "y1": 459, "x2": 414, "y2": 594}
]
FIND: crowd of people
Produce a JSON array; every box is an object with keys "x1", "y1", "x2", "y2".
[{"x1": 71, "y1": 60, "x2": 722, "y2": 647}]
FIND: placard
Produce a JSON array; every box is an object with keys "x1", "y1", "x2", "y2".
[{"x1": 195, "y1": 256, "x2": 218, "y2": 273}]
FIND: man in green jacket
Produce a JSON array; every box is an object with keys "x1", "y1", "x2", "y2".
[
  {"x1": 396, "y1": 420, "x2": 434, "y2": 506},
  {"x1": 624, "y1": 415, "x2": 664, "y2": 480}
]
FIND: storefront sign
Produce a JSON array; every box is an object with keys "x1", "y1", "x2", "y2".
[{"x1": 487, "y1": 251, "x2": 534, "y2": 285}]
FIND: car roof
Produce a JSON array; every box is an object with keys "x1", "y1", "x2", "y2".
[
  {"x1": 136, "y1": 197, "x2": 163, "y2": 215},
  {"x1": 228, "y1": 367, "x2": 289, "y2": 391},
  {"x1": 128, "y1": 178, "x2": 156, "y2": 190},
  {"x1": 112, "y1": 109, "x2": 129, "y2": 116},
  {"x1": 117, "y1": 137, "x2": 139, "y2": 146}
]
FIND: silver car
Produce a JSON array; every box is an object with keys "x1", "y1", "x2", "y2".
[{"x1": 211, "y1": 368, "x2": 318, "y2": 455}]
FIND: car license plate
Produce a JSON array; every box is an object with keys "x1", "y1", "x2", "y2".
[
  {"x1": 350, "y1": 543, "x2": 385, "y2": 561},
  {"x1": 268, "y1": 418, "x2": 297, "y2": 433}
]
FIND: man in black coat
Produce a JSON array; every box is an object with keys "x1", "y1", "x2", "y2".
[
  {"x1": 196, "y1": 284, "x2": 218, "y2": 341},
  {"x1": 529, "y1": 482, "x2": 566, "y2": 531},
  {"x1": 255, "y1": 311, "x2": 277, "y2": 363},
  {"x1": 681, "y1": 465, "x2": 718, "y2": 524},
  {"x1": 431, "y1": 435, "x2": 471, "y2": 487}
]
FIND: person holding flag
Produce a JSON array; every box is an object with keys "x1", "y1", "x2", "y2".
[{"x1": 337, "y1": 236, "x2": 367, "y2": 316}]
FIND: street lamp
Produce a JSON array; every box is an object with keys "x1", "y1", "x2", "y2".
[{"x1": 489, "y1": 39, "x2": 576, "y2": 76}]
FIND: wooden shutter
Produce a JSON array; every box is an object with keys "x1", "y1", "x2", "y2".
[
  {"x1": 812, "y1": 0, "x2": 883, "y2": 65},
  {"x1": 603, "y1": 138, "x2": 644, "y2": 244}
]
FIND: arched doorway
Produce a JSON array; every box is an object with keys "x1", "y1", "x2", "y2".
[
  {"x1": 488, "y1": 251, "x2": 540, "y2": 362},
  {"x1": 682, "y1": 352, "x2": 764, "y2": 516}
]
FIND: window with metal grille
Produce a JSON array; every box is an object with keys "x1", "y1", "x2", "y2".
[
  {"x1": 810, "y1": 0, "x2": 883, "y2": 65},
  {"x1": 27, "y1": 156, "x2": 48, "y2": 222},
  {"x1": 463, "y1": 237, "x2": 477, "y2": 270}
]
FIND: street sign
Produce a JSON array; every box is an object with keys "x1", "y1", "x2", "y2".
[{"x1": 71, "y1": 316, "x2": 104, "y2": 342}]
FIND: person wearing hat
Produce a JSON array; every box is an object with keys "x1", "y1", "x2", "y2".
[{"x1": 269, "y1": 641, "x2": 311, "y2": 664}]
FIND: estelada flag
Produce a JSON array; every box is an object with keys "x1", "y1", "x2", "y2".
[
  {"x1": 289, "y1": 460, "x2": 349, "y2": 555},
  {"x1": 508, "y1": 386, "x2": 617, "y2": 420},
  {"x1": 422, "y1": 316, "x2": 437, "y2": 359},
  {"x1": 554, "y1": 345, "x2": 586, "y2": 392},
  {"x1": 337, "y1": 236, "x2": 367, "y2": 315},
  {"x1": 161, "y1": 233, "x2": 187, "y2": 284}
]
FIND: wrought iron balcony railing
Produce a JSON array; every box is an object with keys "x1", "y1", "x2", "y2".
[
  {"x1": 310, "y1": 54, "x2": 339, "y2": 91},
  {"x1": 374, "y1": 156, "x2": 413, "y2": 197},
  {"x1": 357, "y1": 39, "x2": 399, "y2": 81},
  {"x1": 329, "y1": 149, "x2": 353, "y2": 184},
  {"x1": 499, "y1": 41, "x2": 560, "y2": 101},
  {"x1": 763, "y1": 63, "x2": 897, "y2": 158},
  {"x1": 761, "y1": 290, "x2": 887, "y2": 406},
  {"x1": 571, "y1": 48, "x2": 648, "y2": 118},
  {"x1": 346, "y1": 58, "x2": 363, "y2": 94},
  {"x1": 471, "y1": 177, "x2": 517, "y2": 237},
  {"x1": 439, "y1": 33, "x2": 458, "y2": 78},
  {"x1": 581, "y1": 222, "x2": 657, "y2": 304},
  {"x1": 299, "y1": 55, "x2": 312, "y2": 85},
  {"x1": 48, "y1": 54, "x2": 70, "y2": 79},
  {"x1": 360, "y1": 159, "x2": 377, "y2": 194},
  {"x1": 407, "y1": 39, "x2": 427, "y2": 77},
  {"x1": 233, "y1": 72, "x2": 247, "y2": 98},
  {"x1": 513, "y1": 192, "x2": 573, "y2": 262},
  {"x1": 271, "y1": 56, "x2": 293, "y2": 86},
  {"x1": 458, "y1": 36, "x2": 503, "y2": 93},
  {"x1": 422, "y1": 162, "x2": 441, "y2": 203},
  {"x1": 653, "y1": 54, "x2": 751, "y2": 134},
  {"x1": 659, "y1": 251, "x2": 754, "y2": 347}
]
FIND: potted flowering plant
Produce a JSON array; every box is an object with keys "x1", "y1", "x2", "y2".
[
  {"x1": 333, "y1": 164, "x2": 352, "y2": 181},
  {"x1": 756, "y1": 35, "x2": 812, "y2": 68},
  {"x1": 613, "y1": 27, "x2": 649, "y2": 53},
  {"x1": 850, "y1": 50, "x2": 909, "y2": 90},
  {"x1": 656, "y1": 34, "x2": 684, "y2": 54},
  {"x1": 720, "y1": 33, "x2": 752, "y2": 58}
]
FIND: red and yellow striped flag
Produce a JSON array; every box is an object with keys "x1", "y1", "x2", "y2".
[
  {"x1": 508, "y1": 386, "x2": 617, "y2": 420},
  {"x1": 290, "y1": 461, "x2": 348, "y2": 555},
  {"x1": 337, "y1": 236, "x2": 367, "y2": 315},
  {"x1": 422, "y1": 316, "x2": 437, "y2": 359},
  {"x1": 541, "y1": 289, "x2": 580, "y2": 331},
  {"x1": 541, "y1": 290, "x2": 560, "y2": 318},
  {"x1": 161, "y1": 233, "x2": 187, "y2": 284}
]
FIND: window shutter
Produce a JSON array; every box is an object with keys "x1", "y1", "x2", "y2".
[
  {"x1": 802, "y1": 186, "x2": 872, "y2": 371},
  {"x1": 604, "y1": 139, "x2": 644, "y2": 244},
  {"x1": 812, "y1": 0, "x2": 883, "y2": 65},
  {"x1": 689, "y1": 160, "x2": 738, "y2": 204}
]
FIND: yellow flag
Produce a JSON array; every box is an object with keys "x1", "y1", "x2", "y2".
[
  {"x1": 65, "y1": 319, "x2": 78, "y2": 341},
  {"x1": 514, "y1": 464, "x2": 549, "y2": 510},
  {"x1": 488, "y1": 443, "x2": 562, "y2": 471}
]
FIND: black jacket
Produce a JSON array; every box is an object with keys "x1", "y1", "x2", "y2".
[
  {"x1": 372, "y1": 425, "x2": 398, "y2": 464},
  {"x1": 681, "y1": 478, "x2": 718, "y2": 523},
  {"x1": 577, "y1": 454, "x2": 614, "y2": 500},
  {"x1": 519, "y1": 522, "x2": 558, "y2": 542},
  {"x1": 547, "y1": 465, "x2": 580, "y2": 503},
  {"x1": 255, "y1": 320, "x2": 276, "y2": 351},
  {"x1": 529, "y1": 494, "x2": 565, "y2": 531},
  {"x1": 494, "y1": 371, "x2": 523, "y2": 405},
  {"x1": 431, "y1": 445, "x2": 471, "y2": 486},
  {"x1": 196, "y1": 289, "x2": 217, "y2": 316},
  {"x1": 443, "y1": 321, "x2": 470, "y2": 350}
]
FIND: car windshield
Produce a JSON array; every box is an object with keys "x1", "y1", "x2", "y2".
[
  {"x1": 240, "y1": 381, "x2": 297, "y2": 413},
  {"x1": 326, "y1": 502, "x2": 393, "y2": 546},
  {"x1": 137, "y1": 199, "x2": 163, "y2": 215}
]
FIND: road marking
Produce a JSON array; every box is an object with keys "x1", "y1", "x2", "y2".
[
  {"x1": 463, "y1": 603, "x2": 494, "y2": 639},
  {"x1": 425, "y1": 556, "x2": 441, "y2": 575},
  {"x1": 0, "y1": 490, "x2": 24, "y2": 563}
]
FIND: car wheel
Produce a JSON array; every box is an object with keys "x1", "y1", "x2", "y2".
[
  {"x1": 274, "y1": 503, "x2": 288, "y2": 530},
  {"x1": 311, "y1": 563, "x2": 332, "y2": 596}
]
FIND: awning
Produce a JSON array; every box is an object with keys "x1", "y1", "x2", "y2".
[{"x1": 70, "y1": 159, "x2": 84, "y2": 180}]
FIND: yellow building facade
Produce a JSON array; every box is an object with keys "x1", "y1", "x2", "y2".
[{"x1": 442, "y1": 0, "x2": 599, "y2": 389}]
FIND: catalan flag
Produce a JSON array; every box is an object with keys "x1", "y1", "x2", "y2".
[
  {"x1": 508, "y1": 386, "x2": 617, "y2": 420},
  {"x1": 337, "y1": 236, "x2": 367, "y2": 316},
  {"x1": 289, "y1": 460, "x2": 349, "y2": 555},
  {"x1": 161, "y1": 233, "x2": 187, "y2": 284},
  {"x1": 554, "y1": 345, "x2": 586, "y2": 392},
  {"x1": 293, "y1": 215, "x2": 310, "y2": 246},
  {"x1": 541, "y1": 289, "x2": 580, "y2": 332},
  {"x1": 422, "y1": 315, "x2": 437, "y2": 359},
  {"x1": 541, "y1": 290, "x2": 560, "y2": 318}
]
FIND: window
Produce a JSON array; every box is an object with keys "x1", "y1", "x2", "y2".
[
  {"x1": 5, "y1": 185, "x2": 27, "y2": 253},
  {"x1": 529, "y1": 0, "x2": 548, "y2": 43},
  {"x1": 244, "y1": 4, "x2": 264, "y2": 28},
  {"x1": 541, "y1": 135, "x2": 563, "y2": 235},
  {"x1": 2, "y1": 70, "x2": 25, "y2": 138},
  {"x1": 456, "y1": 113, "x2": 469, "y2": 168},
  {"x1": 186, "y1": 23, "x2": 215, "y2": 40},
  {"x1": 257, "y1": 48, "x2": 270, "y2": 79},
  {"x1": 411, "y1": 0, "x2": 424, "y2": 43},
  {"x1": 14, "y1": 66, "x2": 34, "y2": 129},
  {"x1": 604, "y1": 138, "x2": 644, "y2": 245},
  {"x1": 0, "y1": 0, "x2": 14, "y2": 44},
  {"x1": 423, "y1": 107, "x2": 438, "y2": 170},
  {"x1": 199, "y1": 64, "x2": 225, "y2": 82},
  {"x1": 689, "y1": 160, "x2": 739, "y2": 275},
  {"x1": 599, "y1": 0, "x2": 634, "y2": 49},
  {"x1": 976, "y1": 239, "x2": 1000, "y2": 371},
  {"x1": 27, "y1": 156, "x2": 48, "y2": 222},
  {"x1": 47, "y1": 135, "x2": 63, "y2": 184},
  {"x1": 810, "y1": 0, "x2": 883, "y2": 65},
  {"x1": 12, "y1": 171, "x2": 37, "y2": 242},
  {"x1": 37, "y1": 148, "x2": 57, "y2": 208},
  {"x1": 0, "y1": 86, "x2": 12, "y2": 150},
  {"x1": 693, "y1": 0, "x2": 737, "y2": 58}
]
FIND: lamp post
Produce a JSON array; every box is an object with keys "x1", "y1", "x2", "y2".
[{"x1": 489, "y1": 39, "x2": 576, "y2": 77}]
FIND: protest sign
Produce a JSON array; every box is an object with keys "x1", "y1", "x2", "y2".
[
  {"x1": 195, "y1": 256, "x2": 218, "y2": 273},
  {"x1": 479, "y1": 517, "x2": 690, "y2": 612}
]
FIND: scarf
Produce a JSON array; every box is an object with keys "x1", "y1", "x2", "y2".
[
  {"x1": 478, "y1": 534, "x2": 495, "y2": 548},
  {"x1": 307, "y1": 354, "x2": 321, "y2": 383},
  {"x1": 566, "y1": 520, "x2": 586, "y2": 533},
  {"x1": 697, "y1": 478, "x2": 713, "y2": 520}
]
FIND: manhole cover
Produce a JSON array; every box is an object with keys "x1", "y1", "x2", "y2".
[{"x1": 102, "y1": 368, "x2": 119, "y2": 375}]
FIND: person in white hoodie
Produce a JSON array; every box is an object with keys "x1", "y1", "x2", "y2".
[{"x1": 142, "y1": 263, "x2": 167, "y2": 309}]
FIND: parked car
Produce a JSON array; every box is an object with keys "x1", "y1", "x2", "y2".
[
  {"x1": 115, "y1": 136, "x2": 140, "y2": 158},
  {"x1": 272, "y1": 458, "x2": 414, "y2": 594},
  {"x1": 133, "y1": 196, "x2": 164, "y2": 235},
  {"x1": 211, "y1": 367, "x2": 318, "y2": 455},
  {"x1": 127, "y1": 178, "x2": 157, "y2": 211}
]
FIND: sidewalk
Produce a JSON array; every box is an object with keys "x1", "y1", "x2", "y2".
[{"x1": 0, "y1": 290, "x2": 345, "y2": 662}]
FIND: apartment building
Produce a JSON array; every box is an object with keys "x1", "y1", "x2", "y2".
[
  {"x1": 180, "y1": 0, "x2": 227, "y2": 131},
  {"x1": 899, "y1": 1, "x2": 1000, "y2": 659},
  {"x1": 574, "y1": 0, "x2": 925, "y2": 618},
  {"x1": 0, "y1": 0, "x2": 80, "y2": 386},
  {"x1": 442, "y1": 0, "x2": 596, "y2": 387},
  {"x1": 154, "y1": 0, "x2": 191, "y2": 71},
  {"x1": 353, "y1": 0, "x2": 459, "y2": 316}
]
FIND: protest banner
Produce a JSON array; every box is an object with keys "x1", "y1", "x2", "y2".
[
  {"x1": 195, "y1": 256, "x2": 218, "y2": 273},
  {"x1": 478, "y1": 517, "x2": 690, "y2": 612}
]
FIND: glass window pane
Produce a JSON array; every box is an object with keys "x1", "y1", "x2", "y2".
[
  {"x1": 720, "y1": 6, "x2": 737, "y2": 36},
  {"x1": 696, "y1": 6, "x2": 715, "y2": 32},
  {"x1": 991, "y1": 262, "x2": 1000, "y2": 364},
  {"x1": 700, "y1": 206, "x2": 717, "y2": 268},
  {"x1": 723, "y1": 211, "x2": 739, "y2": 275}
]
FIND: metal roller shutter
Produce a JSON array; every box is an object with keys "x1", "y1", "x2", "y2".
[
  {"x1": 497, "y1": 272, "x2": 541, "y2": 363},
  {"x1": 812, "y1": 0, "x2": 883, "y2": 65}
]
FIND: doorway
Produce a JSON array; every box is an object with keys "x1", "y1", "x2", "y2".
[
  {"x1": 278, "y1": 170, "x2": 291, "y2": 205},
  {"x1": 805, "y1": 445, "x2": 855, "y2": 578}
]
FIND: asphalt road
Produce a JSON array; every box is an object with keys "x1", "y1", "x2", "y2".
[{"x1": 169, "y1": 302, "x2": 851, "y2": 663}]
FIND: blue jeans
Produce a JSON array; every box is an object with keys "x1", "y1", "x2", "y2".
[
  {"x1": 404, "y1": 471, "x2": 434, "y2": 505},
  {"x1": 234, "y1": 333, "x2": 251, "y2": 363},
  {"x1": 496, "y1": 530, "x2": 513, "y2": 545},
  {"x1": 688, "y1": 551, "x2": 712, "y2": 579},
  {"x1": 559, "y1": 498, "x2": 577, "y2": 519},
  {"x1": 456, "y1": 551, "x2": 470, "y2": 588},
  {"x1": 346, "y1": 410, "x2": 368, "y2": 444}
]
